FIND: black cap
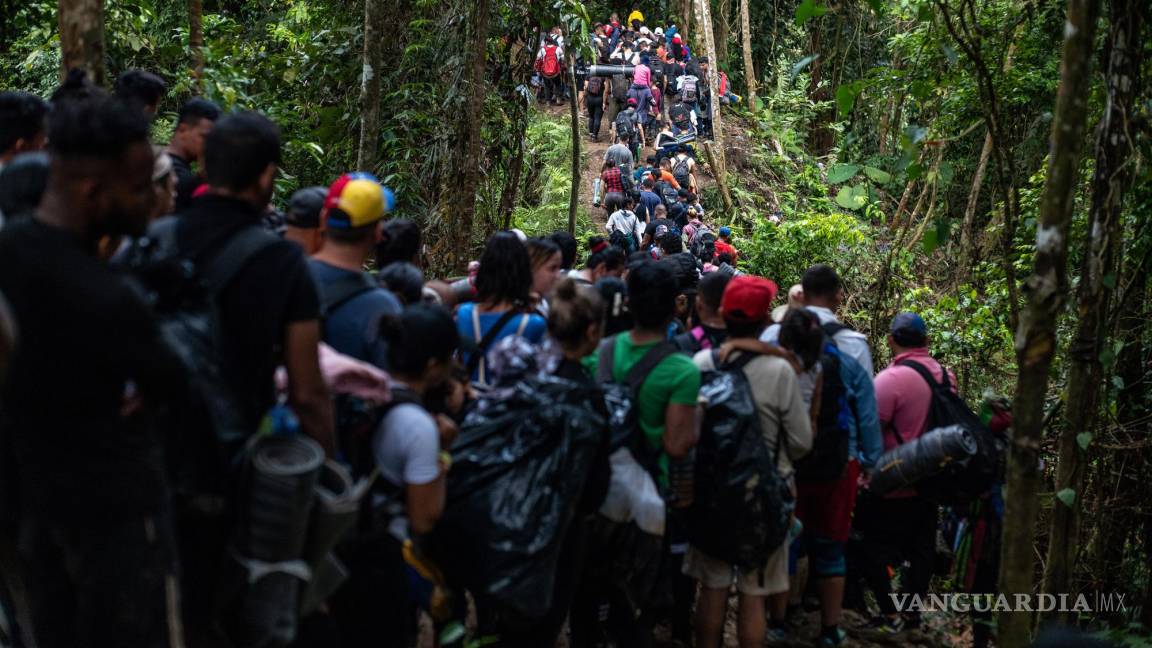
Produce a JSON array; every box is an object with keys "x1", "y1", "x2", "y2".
[{"x1": 286, "y1": 186, "x2": 327, "y2": 228}]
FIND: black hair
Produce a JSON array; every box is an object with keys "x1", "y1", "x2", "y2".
[
  {"x1": 50, "y1": 69, "x2": 98, "y2": 105},
  {"x1": 697, "y1": 270, "x2": 731, "y2": 311},
  {"x1": 726, "y1": 318, "x2": 766, "y2": 340},
  {"x1": 642, "y1": 177, "x2": 654, "y2": 189},
  {"x1": 0, "y1": 152, "x2": 49, "y2": 222},
  {"x1": 801, "y1": 263, "x2": 841, "y2": 300},
  {"x1": 548, "y1": 277, "x2": 605, "y2": 352},
  {"x1": 46, "y1": 89, "x2": 151, "y2": 161},
  {"x1": 377, "y1": 262, "x2": 425, "y2": 305},
  {"x1": 325, "y1": 221, "x2": 378, "y2": 245},
  {"x1": 716, "y1": 252, "x2": 734, "y2": 266},
  {"x1": 114, "y1": 70, "x2": 167, "y2": 110},
  {"x1": 177, "y1": 97, "x2": 222, "y2": 125},
  {"x1": 595, "y1": 276, "x2": 633, "y2": 335},
  {"x1": 550, "y1": 230, "x2": 578, "y2": 270},
  {"x1": 202, "y1": 111, "x2": 281, "y2": 192},
  {"x1": 778, "y1": 307, "x2": 824, "y2": 371},
  {"x1": 0, "y1": 91, "x2": 50, "y2": 154},
  {"x1": 377, "y1": 218, "x2": 422, "y2": 267},
  {"x1": 379, "y1": 304, "x2": 459, "y2": 377},
  {"x1": 585, "y1": 236, "x2": 626, "y2": 272},
  {"x1": 659, "y1": 231, "x2": 684, "y2": 254},
  {"x1": 627, "y1": 260, "x2": 679, "y2": 330},
  {"x1": 475, "y1": 231, "x2": 533, "y2": 307}
]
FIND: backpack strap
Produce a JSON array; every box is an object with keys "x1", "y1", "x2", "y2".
[
  {"x1": 203, "y1": 225, "x2": 282, "y2": 295},
  {"x1": 319, "y1": 272, "x2": 377, "y2": 318},
  {"x1": 596, "y1": 336, "x2": 617, "y2": 384},
  {"x1": 896, "y1": 358, "x2": 946, "y2": 390},
  {"x1": 820, "y1": 321, "x2": 851, "y2": 338},
  {"x1": 466, "y1": 308, "x2": 522, "y2": 380},
  {"x1": 624, "y1": 341, "x2": 677, "y2": 394}
]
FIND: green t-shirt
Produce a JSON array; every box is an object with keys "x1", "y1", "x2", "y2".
[{"x1": 587, "y1": 332, "x2": 702, "y2": 459}]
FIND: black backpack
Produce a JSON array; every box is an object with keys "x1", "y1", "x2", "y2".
[
  {"x1": 687, "y1": 352, "x2": 793, "y2": 570},
  {"x1": 615, "y1": 111, "x2": 637, "y2": 143},
  {"x1": 597, "y1": 335, "x2": 677, "y2": 479},
  {"x1": 793, "y1": 323, "x2": 855, "y2": 483},
  {"x1": 612, "y1": 74, "x2": 630, "y2": 101},
  {"x1": 895, "y1": 360, "x2": 1001, "y2": 505},
  {"x1": 669, "y1": 104, "x2": 692, "y2": 131},
  {"x1": 690, "y1": 231, "x2": 716, "y2": 262},
  {"x1": 672, "y1": 155, "x2": 692, "y2": 187},
  {"x1": 586, "y1": 75, "x2": 605, "y2": 97},
  {"x1": 656, "y1": 180, "x2": 680, "y2": 207},
  {"x1": 137, "y1": 216, "x2": 280, "y2": 497}
]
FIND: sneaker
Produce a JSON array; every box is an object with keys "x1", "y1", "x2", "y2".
[
  {"x1": 818, "y1": 626, "x2": 847, "y2": 647},
  {"x1": 859, "y1": 615, "x2": 904, "y2": 636}
]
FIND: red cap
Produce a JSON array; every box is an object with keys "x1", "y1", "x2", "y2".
[
  {"x1": 672, "y1": 35, "x2": 682, "y2": 44},
  {"x1": 721, "y1": 276, "x2": 779, "y2": 323}
]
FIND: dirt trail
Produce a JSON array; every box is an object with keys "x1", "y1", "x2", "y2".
[{"x1": 540, "y1": 102, "x2": 716, "y2": 226}]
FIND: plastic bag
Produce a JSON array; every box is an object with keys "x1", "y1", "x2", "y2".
[
  {"x1": 427, "y1": 374, "x2": 605, "y2": 620},
  {"x1": 868, "y1": 424, "x2": 978, "y2": 498},
  {"x1": 598, "y1": 448, "x2": 666, "y2": 536}
]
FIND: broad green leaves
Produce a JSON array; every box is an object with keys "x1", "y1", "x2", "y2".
[
  {"x1": 836, "y1": 81, "x2": 865, "y2": 118},
  {"x1": 795, "y1": 0, "x2": 827, "y2": 26},
  {"x1": 863, "y1": 166, "x2": 893, "y2": 184},
  {"x1": 827, "y1": 164, "x2": 861, "y2": 184},
  {"x1": 835, "y1": 185, "x2": 869, "y2": 210}
]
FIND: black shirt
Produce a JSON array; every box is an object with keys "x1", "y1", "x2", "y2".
[
  {"x1": 176, "y1": 195, "x2": 321, "y2": 431},
  {"x1": 170, "y1": 153, "x2": 200, "y2": 213},
  {"x1": 0, "y1": 219, "x2": 185, "y2": 523}
]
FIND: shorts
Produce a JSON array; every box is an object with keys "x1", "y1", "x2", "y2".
[
  {"x1": 682, "y1": 542, "x2": 789, "y2": 596},
  {"x1": 795, "y1": 459, "x2": 860, "y2": 542}
]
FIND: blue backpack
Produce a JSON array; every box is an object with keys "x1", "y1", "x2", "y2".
[{"x1": 794, "y1": 323, "x2": 855, "y2": 482}]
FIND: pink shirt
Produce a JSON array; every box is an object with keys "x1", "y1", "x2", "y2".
[
  {"x1": 632, "y1": 63, "x2": 651, "y2": 88},
  {"x1": 873, "y1": 348, "x2": 957, "y2": 497}
]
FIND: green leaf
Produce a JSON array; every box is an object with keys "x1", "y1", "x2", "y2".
[
  {"x1": 795, "y1": 0, "x2": 827, "y2": 26},
  {"x1": 941, "y1": 44, "x2": 958, "y2": 66},
  {"x1": 1112, "y1": 376, "x2": 1125, "y2": 389},
  {"x1": 1102, "y1": 273, "x2": 1117, "y2": 289},
  {"x1": 863, "y1": 166, "x2": 893, "y2": 184},
  {"x1": 835, "y1": 185, "x2": 868, "y2": 210},
  {"x1": 910, "y1": 80, "x2": 933, "y2": 102},
  {"x1": 1076, "y1": 433, "x2": 1092, "y2": 451},
  {"x1": 790, "y1": 54, "x2": 819, "y2": 79},
  {"x1": 938, "y1": 161, "x2": 954, "y2": 186},
  {"x1": 836, "y1": 84, "x2": 862, "y2": 118},
  {"x1": 864, "y1": 0, "x2": 884, "y2": 12},
  {"x1": 917, "y1": 3, "x2": 934, "y2": 21},
  {"x1": 1056, "y1": 488, "x2": 1077, "y2": 508},
  {"x1": 922, "y1": 228, "x2": 938, "y2": 253},
  {"x1": 903, "y1": 124, "x2": 927, "y2": 145},
  {"x1": 906, "y1": 162, "x2": 924, "y2": 181},
  {"x1": 827, "y1": 163, "x2": 861, "y2": 184}
]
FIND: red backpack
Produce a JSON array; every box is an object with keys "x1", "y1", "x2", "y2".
[{"x1": 542, "y1": 45, "x2": 561, "y2": 78}]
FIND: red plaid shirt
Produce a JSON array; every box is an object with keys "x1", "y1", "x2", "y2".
[{"x1": 601, "y1": 167, "x2": 624, "y2": 194}]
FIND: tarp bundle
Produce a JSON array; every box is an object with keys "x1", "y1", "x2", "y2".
[
  {"x1": 427, "y1": 375, "x2": 604, "y2": 621},
  {"x1": 869, "y1": 424, "x2": 978, "y2": 498}
]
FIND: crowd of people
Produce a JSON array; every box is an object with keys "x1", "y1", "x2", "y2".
[{"x1": 0, "y1": 28, "x2": 1007, "y2": 648}]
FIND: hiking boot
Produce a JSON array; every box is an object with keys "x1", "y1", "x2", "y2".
[{"x1": 817, "y1": 626, "x2": 847, "y2": 647}]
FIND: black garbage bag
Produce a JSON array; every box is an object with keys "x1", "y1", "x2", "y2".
[
  {"x1": 869, "y1": 424, "x2": 978, "y2": 498},
  {"x1": 685, "y1": 355, "x2": 793, "y2": 570},
  {"x1": 426, "y1": 374, "x2": 604, "y2": 621}
]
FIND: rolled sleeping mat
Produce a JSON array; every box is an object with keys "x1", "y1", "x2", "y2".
[
  {"x1": 298, "y1": 461, "x2": 371, "y2": 615},
  {"x1": 868, "y1": 424, "x2": 978, "y2": 498},
  {"x1": 299, "y1": 554, "x2": 348, "y2": 618},
  {"x1": 585, "y1": 64, "x2": 636, "y2": 78}
]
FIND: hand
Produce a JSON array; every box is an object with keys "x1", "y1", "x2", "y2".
[{"x1": 435, "y1": 414, "x2": 459, "y2": 449}]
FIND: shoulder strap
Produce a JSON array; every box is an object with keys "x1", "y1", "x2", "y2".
[
  {"x1": 597, "y1": 336, "x2": 617, "y2": 384},
  {"x1": 465, "y1": 309, "x2": 521, "y2": 377},
  {"x1": 203, "y1": 225, "x2": 281, "y2": 294},
  {"x1": 624, "y1": 341, "x2": 676, "y2": 394},
  {"x1": 820, "y1": 321, "x2": 851, "y2": 338},
  {"x1": 896, "y1": 359, "x2": 943, "y2": 390},
  {"x1": 723, "y1": 351, "x2": 757, "y2": 372},
  {"x1": 321, "y1": 272, "x2": 377, "y2": 317}
]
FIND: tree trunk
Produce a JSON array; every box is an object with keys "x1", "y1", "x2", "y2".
[
  {"x1": 58, "y1": 0, "x2": 105, "y2": 85},
  {"x1": 997, "y1": 0, "x2": 1101, "y2": 645},
  {"x1": 1041, "y1": 0, "x2": 1143, "y2": 619},
  {"x1": 739, "y1": 0, "x2": 757, "y2": 110},
  {"x1": 356, "y1": 0, "x2": 385, "y2": 171},
  {"x1": 567, "y1": 51, "x2": 580, "y2": 235},
  {"x1": 695, "y1": 0, "x2": 734, "y2": 213},
  {"x1": 716, "y1": 0, "x2": 731, "y2": 68},
  {"x1": 806, "y1": 19, "x2": 835, "y2": 156},
  {"x1": 450, "y1": 0, "x2": 490, "y2": 271},
  {"x1": 189, "y1": 0, "x2": 204, "y2": 92}
]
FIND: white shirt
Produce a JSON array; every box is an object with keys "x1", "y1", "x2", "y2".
[
  {"x1": 761, "y1": 305, "x2": 874, "y2": 376},
  {"x1": 607, "y1": 209, "x2": 643, "y2": 240}
]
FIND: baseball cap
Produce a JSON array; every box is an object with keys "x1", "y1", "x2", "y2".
[
  {"x1": 286, "y1": 186, "x2": 327, "y2": 229},
  {"x1": 722, "y1": 276, "x2": 778, "y2": 323},
  {"x1": 771, "y1": 283, "x2": 804, "y2": 323},
  {"x1": 672, "y1": 35, "x2": 682, "y2": 44},
  {"x1": 627, "y1": 97, "x2": 638, "y2": 106},
  {"x1": 323, "y1": 172, "x2": 395, "y2": 229},
  {"x1": 718, "y1": 226, "x2": 732, "y2": 237},
  {"x1": 654, "y1": 27, "x2": 664, "y2": 35},
  {"x1": 891, "y1": 312, "x2": 928, "y2": 347}
]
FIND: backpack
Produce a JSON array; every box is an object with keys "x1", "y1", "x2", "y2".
[
  {"x1": 612, "y1": 74, "x2": 630, "y2": 101},
  {"x1": 596, "y1": 336, "x2": 677, "y2": 479},
  {"x1": 894, "y1": 360, "x2": 1001, "y2": 505},
  {"x1": 542, "y1": 45, "x2": 561, "y2": 78},
  {"x1": 586, "y1": 75, "x2": 605, "y2": 97},
  {"x1": 793, "y1": 323, "x2": 855, "y2": 483},
  {"x1": 657, "y1": 180, "x2": 680, "y2": 207},
  {"x1": 138, "y1": 216, "x2": 280, "y2": 497},
  {"x1": 669, "y1": 103, "x2": 692, "y2": 130},
  {"x1": 690, "y1": 231, "x2": 716, "y2": 262},
  {"x1": 671, "y1": 326, "x2": 715, "y2": 355},
  {"x1": 686, "y1": 352, "x2": 793, "y2": 569},
  {"x1": 615, "y1": 111, "x2": 637, "y2": 143},
  {"x1": 672, "y1": 155, "x2": 692, "y2": 187},
  {"x1": 316, "y1": 271, "x2": 376, "y2": 321},
  {"x1": 681, "y1": 76, "x2": 699, "y2": 103},
  {"x1": 609, "y1": 229, "x2": 636, "y2": 254}
]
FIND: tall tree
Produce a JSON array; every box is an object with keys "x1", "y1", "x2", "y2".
[
  {"x1": 1042, "y1": 0, "x2": 1144, "y2": 618},
  {"x1": 58, "y1": 0, "x2": 105, "y2": 85},
  {"x1": 189, "y1": 0, "x2": 204, "y2": 92},
  {"x1": 450, "y1": 0, "x2": 491, "y2": 270},
  {"x1": 567, "y1": 44, "x2": 580, "y2": 234},
  {"x1": 356, "y1": 0, "x2": 385, "y2": 171},
  {"x1": 739, "y1": 0, "x2": 756, "y2": 110},
  {"x1": 997, "y1": 0, "x2": 1101, "y2": 644},
  {"x1": 694, "y1": 0, "x2": 734, "y2": 212}
]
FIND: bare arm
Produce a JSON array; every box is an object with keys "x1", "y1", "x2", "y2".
[
  {"x1": 284, "y1": 320, "x2": 335, "y2": 455},
  {"x1": 406, "y1": 470, "x2": 447, "y2": 535},
  {"x1": 663, "y1": 402, "x2": 699, "y2": 459}
]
